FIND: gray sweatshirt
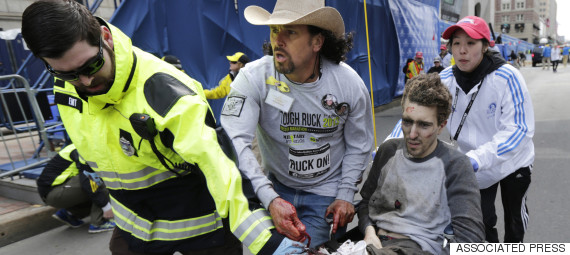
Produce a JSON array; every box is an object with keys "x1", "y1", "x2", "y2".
[
  {"x1": 358, "y1": 139, "x2": 484, "y2": 254},
  {"x1": 220, "y1": 56, "x2": 373, "y2": 208}
]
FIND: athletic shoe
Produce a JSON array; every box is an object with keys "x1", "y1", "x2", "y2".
[
  {"x1": 52, "y1": 209, "x2": 85, "y2": 228},
  {"x1": 88, "y1": 220, "x2": 116, "y2": 234}
]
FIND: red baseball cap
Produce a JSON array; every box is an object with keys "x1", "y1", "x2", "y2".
[
  {"x1": 415, "y1": 51, "x2": 423, "y2": 59},
  {"x1": 442, "y1": 16, "x2": 490, "y2": 42}
]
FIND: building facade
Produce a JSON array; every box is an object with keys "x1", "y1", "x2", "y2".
[
  {"x1": 537, "y1": 0, "x2": 558, "y2": 43},
  {"x1": 460, "y1": 0, "x2": 495, "y2": 27},
  {"x1": 494, "y1": 0, "x2": 560, "y2": 44}
]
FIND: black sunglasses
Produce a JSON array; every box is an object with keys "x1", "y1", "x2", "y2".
[
  {"x1": 44, "y1": 38, "x2": 105, "y2": 81},
  {"x1": 230, "y1": 61, "x2": 238, "y2": 64}
]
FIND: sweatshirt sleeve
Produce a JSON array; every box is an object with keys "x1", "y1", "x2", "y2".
[
  {"x1": 358, "y1": 141, "x2": 396, "y2": 234},
  {"x1": 445, "y1": 154, "x2": 485, "y2": 243},
  {"x1": 337, "y1": 80, "x2": 374, "y2": 203},
  {"x1": 219, "y1": 73, "x2": 280, "y2": 209},
  {"x1": 204, "y1": 74, "x2": 232, "y2": 99},
  {"x1": 158, "y1": 78, "x2": 282, "y2": 254},
  {"x1": 466, "y1": 68, "x2": 535, "y2": 181}
]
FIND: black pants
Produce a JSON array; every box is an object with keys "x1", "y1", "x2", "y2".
[
  {"x1": 109, "y1": 223, "x2": 242, "y2": 255},
  {"x1": 480, "y1": 166, "x2": 531, "y2": 243},
  {"x1": 552, "y1": 60, "x2": 559, "y2": 71}
]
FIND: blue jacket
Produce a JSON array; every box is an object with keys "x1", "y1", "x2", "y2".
[{"x1": 543, "y1": 47, "x2": 551, "y2": 57}]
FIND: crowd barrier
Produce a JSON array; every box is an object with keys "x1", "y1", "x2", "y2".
[{"x1": 0, "y1": 74, "x2": 65, "y2": 179}]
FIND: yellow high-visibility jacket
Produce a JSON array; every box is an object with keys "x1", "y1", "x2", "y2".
[
  {"x1": 204, "y1": 73, "x2": 233, "y2": 99},
  {"x1": 406, "y1": 61, "x2": 424, "y2": 79},
  {"x1": 52, "y1": 19, "x2": 281, "y2": 254}
]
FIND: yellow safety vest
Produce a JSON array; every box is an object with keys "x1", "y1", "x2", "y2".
[{"x1": 406, "y1": 61, "x2": 424, "y2": 79}]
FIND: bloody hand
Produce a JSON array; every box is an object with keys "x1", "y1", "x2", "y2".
[
  {"x1": 269, "y1": 197, "x2": 307, "y2": 242},
  {"x1": 325, "y1": 199, "x2": 355, "y2": 234}
]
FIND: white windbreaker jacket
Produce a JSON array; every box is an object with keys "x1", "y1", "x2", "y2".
[{"x1": 439, "y1": 64, "x2": 535, "y2": 189}]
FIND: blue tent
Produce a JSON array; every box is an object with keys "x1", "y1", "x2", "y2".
[{"x1": 109, "y1": 0, "x2": 440, "y2": 121}]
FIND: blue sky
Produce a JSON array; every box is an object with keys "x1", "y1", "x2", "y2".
[{"x1": 557, "y1": 0, "x2": 569, "y2": 41}]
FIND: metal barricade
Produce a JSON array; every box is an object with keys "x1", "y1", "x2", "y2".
[{"x1": 0, "y1": 74, "x2": 60, "y2": 178}]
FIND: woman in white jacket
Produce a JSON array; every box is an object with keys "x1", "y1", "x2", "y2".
[
  {"x1": 439, "y1": 16, "x2": 535, "y2": 243},
  {"x1": 551, "y1": 45, "x2": 561, "y2": 73}
]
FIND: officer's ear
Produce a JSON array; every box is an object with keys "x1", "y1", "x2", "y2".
[{"x1": 101, "y1": 26, "x2": 113, "y2": 50}]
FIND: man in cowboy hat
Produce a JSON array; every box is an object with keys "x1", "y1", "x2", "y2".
[{"x1": 221, "y1": 0, "x2": 374, "y2": 248}]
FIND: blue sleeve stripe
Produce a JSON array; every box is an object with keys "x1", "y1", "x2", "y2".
[
  {"x1": 496, "y1": 68, "x2": 527, "y2": 155},
  {"x1": 496, "y1": 67, "x2": 527, "y2": 154},
  {"x1": 439, "y1": 69, "x2": 453, "y2": 79},
  {"x1": 389, "y1": 119, "x2": 403, "y2": 138},
  {"x1": 495, "y1": 67, "x2": 528, "y2": 155}
]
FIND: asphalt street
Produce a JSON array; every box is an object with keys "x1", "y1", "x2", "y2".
[{"x1": 1, "y1": 63, "x2": 568, "y2": 254}]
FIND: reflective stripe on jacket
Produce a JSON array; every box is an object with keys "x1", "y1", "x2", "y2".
[{"x1": 406, "y1": 61, "x2": 423, "y2": 79}]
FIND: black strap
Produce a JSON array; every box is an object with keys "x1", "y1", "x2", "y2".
[
  {"x1": 451, "y1": 79, "x2": 483, "y2": 141},
  {"x1": 122, "y1": 51, "x2": 137, "y2": 92}
]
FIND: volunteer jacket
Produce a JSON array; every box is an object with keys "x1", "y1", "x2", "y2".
[
  {"x1": 439, "y1": 65, "x2": 535, "y2": 189},
  {"x1": 204, "y1": 72, "x2": 233, "y2": 99},
  {"x1": 36, "y1": 144, "x2": 108, "y2": 208},
  {"x1": 52, "y1": 19, "x2": 281, "y2": 254}
]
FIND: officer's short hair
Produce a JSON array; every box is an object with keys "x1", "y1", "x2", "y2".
[{"x1": 22, "y1": 0, "x2": 101, "y2": 59}]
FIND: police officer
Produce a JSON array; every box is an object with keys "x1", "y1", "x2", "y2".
[{"x1": 22, "y1": 1, "x2": 304, "y2": 254}]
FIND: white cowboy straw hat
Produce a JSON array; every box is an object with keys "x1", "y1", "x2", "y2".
[{"x1": 244, "y1": 0, "x2": 345, "y2": 38}]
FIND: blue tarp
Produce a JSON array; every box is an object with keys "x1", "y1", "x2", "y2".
[
  {"x1": 0, "y1": 31, "x2": 46, "y2": 89},
  {"x1": 388, "y1": 0, "x2": 440, "y2": 97},
  {"x1": 110, "y1": 0, "x2": 412, "y2": 122},
  {"x1": 493, "y1": 33, "x2": 534, "y2": 60}
]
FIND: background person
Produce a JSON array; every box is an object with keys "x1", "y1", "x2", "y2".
[
  {"x1": 204, "y1": 52, "x2": 249, "y2": 99},
  {"x1": 221, "y1": 0, "x2": 374, "y2": 248},
  {"x1": 542, "y1": 44, "x2": 551, "y2": 70},
  {"x1": 403, "y1": 51, "x2": 424, "y2": 84},
  {"x1": 509, "y1": 50, "x2": 519, "y2": 68},
  {"x1": 562, "y1": 45, "x2": 569, "y2": 68},
  {"x1": 518, "y1": 51, "x2": 526, "y2": 67},
  {"x1": 427, "y1": 56, "x2": 444, "y2": 73},
  {"x1": 442, "y1": 48, "x2": 453, "y2": 68},
  {"x1": 440, "y1": 45, "x2": 448, "y2": 59},
  {"x1": 37, "y1": 144, "x2": 115, "y2": 233},
  {"x1": 440, "y1": 16, "x2": 534, "y2": 243},
  {"x1": 551, "y1": 45, "x2": 561, "y2": 73},
  {"x1": 161, "y1": 54, "x2": 184, "y2": 71}
]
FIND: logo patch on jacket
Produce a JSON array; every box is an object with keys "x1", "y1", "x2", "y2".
[
  {"x1": 54, "y1": 93, "x2": 82, "y2": 113},
  {"x1": 221, "y1": 96, "x2": 246, "y2": 117},
  {"x1": 487, "y1": 103, "x2": 497, "y2": 119},
  {"x1": 119, "y1": 129, "x2": 137, "y2": 157}
]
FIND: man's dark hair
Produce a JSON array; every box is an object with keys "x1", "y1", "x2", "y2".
[
  {"x1": 402, "y1": 73, "x2": 452, "y2": 125},
  {"x1": 307, "y1": 26, "x2": 354, "y2": 64},
  {"x1": 262, "y1": 25, "x2": 354, "y2": 64},
  {"x1": 22, "y1": 0, "x2": 101, "y2": 59}
]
